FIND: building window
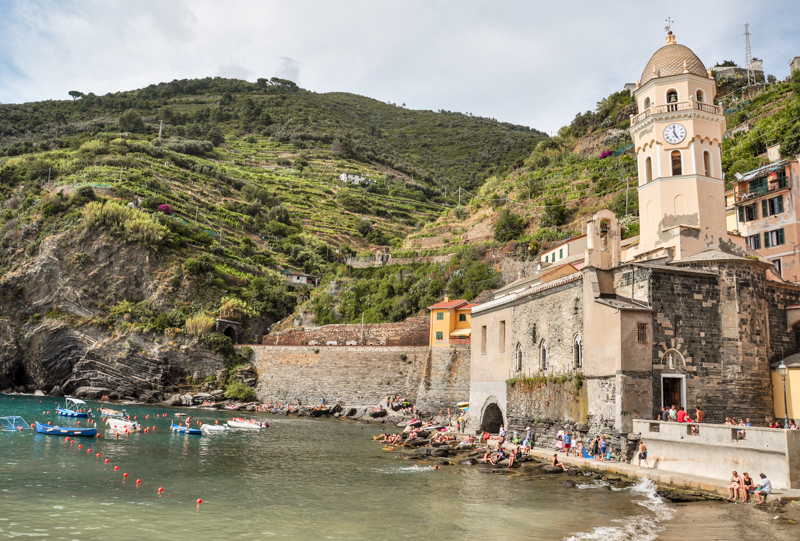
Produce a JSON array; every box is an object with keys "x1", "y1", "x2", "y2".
[
  {"x1": 764, "y1": 228, "x2": 785, "y2": 248},
  {"x1": 643, "y1": 96, "x2": 651, "y2": 109},
  {"x1": 459, "y1": 313, "x2": 467, "y2": 322},
  {"x1": 436, "y1": 312, "x2": 443, "y2": 320},
  {"x1": 667, "y1": 89, "x2": 678, "y2": 103},
  {"x1": 746, "y1": 234, "x2": 761, "y2": 250},
  {"x1": 696, "y1": 89, "x2": 705, "y2": 102},
  {"x1": 738, "y1": 203, "x2": 758, "y2": 223},
  {"x1": 481, "y1": 326, "x2": 487, "y2": 354},
  {"x1": 531, "y1": 324, "x2": 537, "y2": 344},
  {"x1": 772, "y1": 258, "x2": 783, "y2": 277},
  {"x1": 516, "y1": 346, "x2": 523, "y2": 372},
  {"x1": 671, "y1": 151, "x2": 682, "y2": 176},
  {"x1": 573, "y1": 335, "x2": 583, "y2": 369},
  {"x1": 749, "y1": 176, "x2": 767, "y2": 194},
  {"x1": 539, "y1": 342, "x2": 548, "y2": 371},
  {"x1": 645, "y1": 156, "x2": 653, "y2": 183},
  {"x1": 435, "y1": 331, "x2": 443, "y2": 341},
  {"x1": 762, "y1": 195, "x2": 784, "y2": 217},
  {"x1": 703, "y1": 150, "x2": 712, "y2": 177},
  {"x1": 637, "y1": 323, "x2": 648, "y2": 345},
  {"x1": 559, "y1": 248, "x2": 563, "y2": 259},
  {"x1": 499, "y1": 321, "x2": 506, "y2": 353}
]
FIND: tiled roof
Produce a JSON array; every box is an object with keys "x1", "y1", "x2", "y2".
[
  {"x1": 427, "y1": 299, "x2": 468, "y2": 310},
  {"x1": 641, "y1": 41, "x2": 707, "y2": 86}
]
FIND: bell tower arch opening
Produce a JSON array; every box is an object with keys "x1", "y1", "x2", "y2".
[{"x1": 480, "y1": 402, "x2": 505, "y2": 433}]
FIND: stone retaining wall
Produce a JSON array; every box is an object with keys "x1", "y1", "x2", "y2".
[
  {"x1": 416, "y1": 345, "x2": 471, "y2": 413},
  {"x1": 264, "y1": 317, "x2": 429, "y2": 346}
]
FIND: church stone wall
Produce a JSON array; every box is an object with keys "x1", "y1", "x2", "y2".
[{"x1": 766, "y1": 283, "x2": 800, "y2": 364}]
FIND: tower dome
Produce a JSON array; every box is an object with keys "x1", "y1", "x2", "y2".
[{"x1": 640, "y1": 33, "x2": 708, "y2": 86}]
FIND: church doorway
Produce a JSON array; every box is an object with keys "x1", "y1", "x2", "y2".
[
  {"x1": 661, "y1": 374, "x2": 686, "y2": 410},
  {"x1": 480, "y1": 403, "x2": 504, "y2": 434}
]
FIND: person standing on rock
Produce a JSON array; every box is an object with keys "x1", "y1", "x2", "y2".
[{"x1": 637, "y1": 441, "x2": 649, "y2": 469}]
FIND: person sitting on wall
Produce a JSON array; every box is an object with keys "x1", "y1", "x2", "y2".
[
  {"x1": 789, "y1": 420, "x2": 798, "y2": 430},
  {"x1": 745, "y1": 418, "x2": 753, "y2": 426},
  {"x1": 521, "y1": 438, "x2": 531, "y2": 454},
  {"x1": 661, "y1": 407, "x2": 670, "y2": 422},
  {"x1": 737, "y1": 419, "x2": 747, "y2": 440},
  {"x1": 754, "y1": 473, "x2": 772, "y2": 504},
  {"x1": 552, "y1": 453, "x2": 568, "y2": 471},
  {"x1": 727, "y1": 471, "x2": 742, "y2": 501},
  {"x1": 676, "y1": 406, "x2": 687, "y2": 423},
  {"x1": 668, "y1": 405, "x2": 677, "y2": 421},
  {"x1": 740, "y1": 472, "x2": 755, "y2": 503},
  {"x1": 694, "y1": 405, "x2": 704, "y2": 423},
  {"x1": 725, "y1": 417, "x2": 733, "y2": 426},
  {"x1": 508, "y1": 448, "x2": 518, "y2": 468}
]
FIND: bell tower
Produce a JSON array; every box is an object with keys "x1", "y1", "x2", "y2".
[{"x1": 629, "y1": 31, "x2": 727, "y2": 260}]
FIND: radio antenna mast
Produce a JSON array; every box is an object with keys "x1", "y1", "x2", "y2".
[{"x1": 744, "y1": 23, "x2": 753, "y2": 86}]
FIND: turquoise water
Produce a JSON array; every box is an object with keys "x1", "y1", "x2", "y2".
[{"x1": 0, "y1": 393, "x2": 669, "y2": 540}]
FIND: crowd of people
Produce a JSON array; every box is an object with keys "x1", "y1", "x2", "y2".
[{"x1": 727, "y1": 471, "x2": 772, "y2": 504}]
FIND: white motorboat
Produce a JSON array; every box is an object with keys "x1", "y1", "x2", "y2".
[
  {"x1": 201, "y1": 424, "x2": 230, "y2": 434},
  {"x1": 106, "y1": 418, "x2": 142, "y2": 431},
  {"x1": 226, "y1": 418, "x2": 266, "y2": 430}
]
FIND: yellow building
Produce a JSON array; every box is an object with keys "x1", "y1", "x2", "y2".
[
  {"x1": 772, "y1": 357, "x2": 800, "y2": 420},
  {"x1": 428, "y1": 298, "x2": 476, "y2": 347}
]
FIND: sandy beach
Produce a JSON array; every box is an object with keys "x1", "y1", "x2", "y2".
[{"x1": 658, "y1": 500, "x2": 800, "y2": 540}]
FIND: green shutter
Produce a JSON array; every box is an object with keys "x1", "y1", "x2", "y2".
[
  {"x1": 436, "y1": 331, "x2": 443, "y2": 340},
  {"x1": 738, "y1": 206, "x2": 745, "y2": 222},
  {"x1": 778, "y1": 228, "x2": 785, "y2": 245},
  {"x1": 777, "y1": 195, "x2": 784, "y2": 213},
  {"x1": 436, "y1": 312, "x2": 443, "y2": 320},
  {"x1": 764, "y1": 232, "x2": 771, "y2": 248},
  {"x1": 762, "y1": 200, "x2": 769, "y2": 217},
  {"x1": 756, "y1": 235, "x2": 761, "y2": 249}
]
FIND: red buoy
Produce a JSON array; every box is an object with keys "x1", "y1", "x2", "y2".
[
  {"x1": 114, "y1": 466, "x2": 119, "y2": 471},
  {"x1": 78, "y1": 444, "x2": 82, "y2": 449},
  {"x1": 105, "y1": 459, "x2": 109, "y2": 463},
  {"x1": 197, "y1": 498, "x2": 202, "y2": 504},
  {"x1": 96, "y1": 453, "x2": 100, "y2": 458},
  {"x1": 158, "y1": 487, "x2": 164, "y2": 493},
  {"x1": 123, "y1": 473, "x2": 128, "y2": 478},
  {"x1": 136, "y1": 479, "x2": 141, "y2": 485},
  {"x1": 65, "y1": 437, "x2": 70, "y2": 442}
]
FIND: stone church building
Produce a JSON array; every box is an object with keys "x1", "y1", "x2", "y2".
[{"x1": 468, "y1": 32, "x2": 800, "y2": 443}]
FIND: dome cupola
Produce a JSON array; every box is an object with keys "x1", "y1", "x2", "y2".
[{"x1": 640, "y1": 32, "x2": 709, "y2": 86}]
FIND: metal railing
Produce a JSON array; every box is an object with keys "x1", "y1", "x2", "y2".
[
  {"x1": 736, "y1": 178, "x2": 789, "y2": 202},
  {"x1": 631, "y1": 100, "x2": 723, "y2": 126}
]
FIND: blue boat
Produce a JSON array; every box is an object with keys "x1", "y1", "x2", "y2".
[
  {"x1": 34, "y1": 421, "x2": 98, "y2": 437},
  {"x1": 56, "y1": 397, "x2": 90, "y2": 418},
  {"x1": 171, "y1": 423, "x2": 202, "y2": 435}
]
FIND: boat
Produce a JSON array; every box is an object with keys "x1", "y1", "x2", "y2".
[
  {"x1": 100, "y1": 407, "x2": 124, "y2": 419},
  {"x1": 34, "y1": 421, "x2": 97, "y2": 437},
  {"x1": 56, "y1": 397, "x2": 90, "y2": 418},
  {"x1": 201, "y1": 424, "x2": 230, "y2": 434},
  {"x1": 106, "y1": 418, "x2": 142, "y2": 431},
  {"x1": 0, "y1": 416, "x2": 29, "y2": 431},
  {"x1": 227, "y1": 418, "x2": 266, "y2": 430},
  {"x1": 170, "y1": 423, "x2": 202, "y2": 435}
]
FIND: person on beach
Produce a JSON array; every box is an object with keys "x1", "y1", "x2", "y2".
[
  {"x1": 637, "y1": 441, "x2": 649, "y2": 468},
  {"x1": 727, "y1": 471, "x2": 741, "y2": 500},
  {"x1": 552, "y1": 453, "x2": 568, "y2": 471},
  {"x1": 563, "y1": 431, "x2": 572, "y2": 453},
  {"x1": 695, "y1": 405, "x2": 704, "y2": 423},
  {"x1": 508, "y1": 448, "x2": 517, "y2": 468},
  {"x1": 754, "y1": 473, "x2": 772, "y2": 504},
  {"x1": 591, "y1": 436, "x2": 600, "y2": 459},
  {"x1": 526, "y1": 426, "x2": 532, "y2": 443},
  {"x1": 600, "y1": 436, "x2": 608, "y2": 462},
  {"x1": 521, "y1": 438, "x2": 531, "y2": 454},
  {"x1": 741, "y1": 472, "x2": 754, "y2": 503},
  {"x1": 499, "y1": 425, "x2": 505, "y2": 438}
]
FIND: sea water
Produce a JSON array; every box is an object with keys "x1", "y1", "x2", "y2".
[{"x1": 0, "y1": 394, "x2": 674, "y2": 540}]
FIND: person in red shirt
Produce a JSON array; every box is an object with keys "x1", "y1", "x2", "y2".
[{"x1": 676, "y1": 406, "x2": 687, "y2": 423}]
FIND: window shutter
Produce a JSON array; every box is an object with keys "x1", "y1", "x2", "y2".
[
  {"x1": 755, "y1": 235, "x2": 761, "y2": 249},
  {"x1": 778, "y1": 228, "x2": 785, "y2": 245},
  {"x1": 738, "y1": 206, "x2": 745, "y2": 223},
  {"x1": 764, "y1": 231, "x2": 771, "y2": 248},
  {"x1": 777, "y1": 195, "x2": 784, "y2": 213},
  {"x1": 762, "y1": 199, "x2": 769, "y2": 217}
]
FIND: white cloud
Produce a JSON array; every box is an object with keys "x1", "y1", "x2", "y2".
[{"x1": 1, "y1": 0, "x2": 798, "y2": 133}]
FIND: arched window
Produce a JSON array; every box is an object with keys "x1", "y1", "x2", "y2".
[
  {"x1": 643, "y1": 96, "x2": 651, "y2": 110},
  {"x1": 703, "y1": 151, "x2": 712, "y2": 177},
  {"x1": 696, "y1": 89, "x2": 705, "y2": 103},
  {"x1": 516, "y1": 345, "x2": 523, "y2": 372},
  {"x1": 573, "y1": 298, "x2": 580, "y2": 316},
  {"x1": 573, "y1": 335, "x2": 583, "y2": 369},
  {"x1": 671, "y1": 150, "x2": 682, "y2": 176},
  {"x1": 666, "y1": 90, "x2": 679, "y2": 111},
  {"x1": 600, "y1": 220, "x2": 609, "y2": 251},
  {"x1": 645, "y1": 155, "x2": 653, "y2": 183},
  {"x1": 539, "y1": 342, "x2": 548, "y2": 371},
  {"x1": 531, "y1": 324, "x2": 537, "y2": 344}
]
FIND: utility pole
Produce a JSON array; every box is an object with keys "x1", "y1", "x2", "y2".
[
  {"x1": 744, "y1": 24, "x2": 753, "y2": 87},
  {"x1": 158, "y1": 120, "x2": 163, "y2": 140},
  {"x1": 458, "y1": 187, "x2": 461, "y2": 207},
  {"x1": 625, "y1": 177, "x2": 629, "y2": 215},
  {"x1": 361, "y1": 312, "x2": 365, "y2": 345}
]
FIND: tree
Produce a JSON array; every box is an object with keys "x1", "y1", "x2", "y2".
[
  {"x1": 541, "y1": 196, "x2": 567, "y2": 227},
  {"x1": 494, "y1": 208, "x2": 526, "y2": 242},
  {"x1": 68, "y1": 90, "x2": 83, "y2": 100},
  {"x1": 518, "y1": 174, "x2": 543, "y2": 199},
  {"x1": 357, "y1": 219, "x2": 373, "y2": 236},
  {"x1": 780, "y1": 122, "x2": 800, "y2": 159},
  {"x1": 119, "y1": 109, "x2": 145, "y2": 133},
  {"x1": 207, "y1": 126, "x2": 225, "y2": 147}
]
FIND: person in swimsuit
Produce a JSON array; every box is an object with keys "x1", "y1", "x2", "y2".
[
  {"x1": 638, "y1": 441, "x2": 649, "y2": 469},
  {"x1": 727, "y1": 471, "x2": 741, "y2": 500},
  {"x1": 552, "y1": 453, "x2": 568, "y2": 471},
  {"x1": 740, "y1": 472, "x2": 754, "y2": 503}
]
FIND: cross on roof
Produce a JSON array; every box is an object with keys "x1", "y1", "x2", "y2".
[{"x1": 665, "y1": 17, "x2": 673, "y2": 33}]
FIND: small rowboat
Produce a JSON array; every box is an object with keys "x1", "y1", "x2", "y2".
[
  {"x1": 57, "y1": 397, "x2": 90, "y2": 418},
  {"x1": 35, "y1": 421, "x2": 97, "y2": 437},
  {"x1": 201, "y1": 424, "x2": 230, "y2": 434},
  {"x1": 171, "y1": 423, "x2": 202, "y2": 435},
  {"x1": 106, "y1": 418, "x2": 142, "y2": 431},
  {"x1": 0, "y1": 416, "x2": 29, "y2": 431},
  {"x1": 227, "y1": 418, "x2": 266, "y2": 430},
  {"x1": 100, "y1": 407, "x2": 124, "y2": 419}
]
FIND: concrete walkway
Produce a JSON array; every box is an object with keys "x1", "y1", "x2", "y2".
[{"x1": 525, "y1": 446, "x2": 800, "y2": 502}]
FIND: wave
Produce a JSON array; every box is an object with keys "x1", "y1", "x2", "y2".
[{"x1": 563, "y1": 478, "x2": 675, "y2": 541}]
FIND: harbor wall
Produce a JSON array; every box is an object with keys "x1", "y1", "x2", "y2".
[
  {"x1": 264, "y1": 317, "x2": 429, "y2": 346},
  {"x1": 632, "y1": 420, "x2": 800, "y2": 489}
]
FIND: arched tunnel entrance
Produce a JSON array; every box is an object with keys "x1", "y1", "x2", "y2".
[
  {"x1": 10, "y1": 363, "x2": 31, "y2": 389},
  {"x1": 481, "y1": 403, "x2": 505, "y2": 433},
  {"x1": 223, "y1": 326, "x2": 236, "y2": 343}
]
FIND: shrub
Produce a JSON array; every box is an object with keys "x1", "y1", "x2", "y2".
[
  {"x1": 123, "y1": 215, "x2": 169, "y2": 248},
  {"x1": 540, "y1": 196, "x2": 567, "y2": 227},
  {"x1": 453, "y1": 206, "x2": 468, "y2": 220},
  {"x1": 239, "y1": 346, "x2": 253, "y2": 360},
  {"x1": 82, "y1": 200, "x2": 169, "y2": 248},
  {"x1": 185, "y1": 313, "x2": 215, "y2": 335},
  {"x1": 494, "y1": 208, "x2": 526, "y2": 242},
  {"x1": 119, "y1": 109, "x2": 145, "y2": 133},
  {"x1": 203, "y1": 332, "x2": 235, "y2": 357},
  {"x1": 225, "y1": 381, "x2": 256, "y2": 402},
  {"x1": 79, "y1": 140, "x2": 108, "y2": 155},
  {"x1": 183, "y1": 253, "x2": 215, "y2": 275},
  {"x1": 219, "y1": 296, "x2": 249, "y2": 320}
]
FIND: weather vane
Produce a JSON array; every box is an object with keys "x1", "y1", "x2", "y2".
[{"x1": 665, "y1": 17, "x2": 673, "y2": 33}]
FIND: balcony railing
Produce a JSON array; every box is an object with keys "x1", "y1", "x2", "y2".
[
  {"x1": 737, "y1": 177, "x2": 789, "y2": 202},
  {"x1": 631, "y1": 100, "x2": 723, "y2": 126}
]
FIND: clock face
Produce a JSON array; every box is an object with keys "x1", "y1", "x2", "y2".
[{"x1": 663, "y1": 123, "x2": 687, "y2": 144}]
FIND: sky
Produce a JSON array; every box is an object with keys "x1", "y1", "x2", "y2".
[{"x1": 1, "y1": 0, "x2": 798, "y2": 134}]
